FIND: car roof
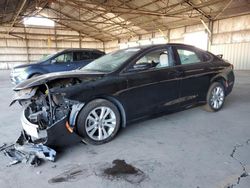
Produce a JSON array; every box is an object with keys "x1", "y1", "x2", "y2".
[
  {"x1": 62, "y1": 48, "x2": 104, "y2": 53},
  {"x1": 145, "y1": 43, "x2": 197, "y2": 48},
  {"x1": 123, "y1": 43, "x2": 205, "y2": 53}
]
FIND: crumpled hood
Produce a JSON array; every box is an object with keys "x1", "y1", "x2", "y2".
[{"x1": 14, "y1": 70, "x2": 105, "y2": 91}]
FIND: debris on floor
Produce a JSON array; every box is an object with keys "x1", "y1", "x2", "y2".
[
  {"x1": 48, "y1": 159, "x2": 147, "y2": 184},
  {"x1": 51, "y1": 164, "x2": 57, "y2": 168},
  {"x1": 15, "y1": 143, "x2": 56, "y2": 162},
  {"x1": 0, "y1": 143, "x2": 7, "y2": 151},
  {"x1": 0, "y1": 135, "x2": 56, "y2": 167}
]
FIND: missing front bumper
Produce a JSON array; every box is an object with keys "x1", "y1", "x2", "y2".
[{"x1": 21, "y1": 111, "x2": 82, "y2": 148}]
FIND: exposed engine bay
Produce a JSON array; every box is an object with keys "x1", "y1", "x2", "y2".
[
  {"x1": 11, "y1": 79, "x2": 84, "y2": 147},
  {"x1": 24, "y1": 90, "x2": 67, "y2": 130}
]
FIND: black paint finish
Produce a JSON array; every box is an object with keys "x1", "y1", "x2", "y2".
[{"x1": 14, "y1": 44, "x2": 235, "y2": 124}]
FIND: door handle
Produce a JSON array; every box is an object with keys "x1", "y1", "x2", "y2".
[
  {"x1": 175, "y1": 70, "x2": 183, "y2": 76},
  {"x1": 169, "y1": 70, "x2": 183, "y2": 77}
]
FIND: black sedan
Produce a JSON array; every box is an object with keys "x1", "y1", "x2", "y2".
[{"x1": 11, "y1": 44, "x2": 234, "y2": 146}]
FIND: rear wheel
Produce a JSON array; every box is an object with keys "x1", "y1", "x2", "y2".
[
  {"x1": 77, "y1": 99, "x2": 121, "y2": 145},
  {"x1": 204, "y1": 82, "x2": 225, "y2": 112}
]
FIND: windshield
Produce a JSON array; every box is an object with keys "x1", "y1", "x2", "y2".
[
  {"x1": 81, "y1": 48, "x2": 141, "y2": 72},
  {"x1": 38, "y1": 53, "x2": 55, "y2": 62}
]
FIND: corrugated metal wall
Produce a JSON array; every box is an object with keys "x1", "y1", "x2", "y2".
[
  {"x1": 0, "y1": 26, "x2": 104, "y2": 69},
  {"x1": 210, "y1": 43, "x2": 250, "y2": 70},
  {"x1": 210, "y1": 15, "x2": 250, "y2": 70},
  {"x1": 104, "y1": 14, "x2": 250, "y2": 70}
]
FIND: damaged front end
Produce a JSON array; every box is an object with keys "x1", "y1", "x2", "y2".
[{"x1": 11, "y1": 81, "x2": 83, "y2": 148}]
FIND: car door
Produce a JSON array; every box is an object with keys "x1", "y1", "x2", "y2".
[
  {"x1": 173, "y1": 46, "x2": 212, "y2": 106},
  {"x1": 72, "y1": 51, "x2": 93, "y2": 69},
  {"x1": 120, "y1": 46, "x2": 182, "y2": 120},
  {"x1": 45, "y1": 52, "x2": 74, "y2": 72}
]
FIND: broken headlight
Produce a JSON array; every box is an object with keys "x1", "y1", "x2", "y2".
[{"x1": 10, "y1": 87, "x2": 37, "y2": 106}]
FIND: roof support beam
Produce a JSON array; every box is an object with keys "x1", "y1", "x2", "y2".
[
  {"x1": 8, "y1": 0, "x2": 27, "y2": 34},
  {"x1": 20, "y1": 14, "x2": 117, "y2": 25},
  {"x1": 64, "y1": 0, "x2": 139, "y2": 36},
  {"x1": 69, "y1": 0, "x2": 181, "y2": 17},
  {"x1": 100, "y1": 16, "x2": 205, "y2": 39},
  {"x1": 200, "y1": 19, "x2": 211, "y2": 35},
  {"x1": 91, "y1": 0, "x2": 221, "y2": 33},
  {"x1": 2, "y1": 31, "x2": 84, "y2": 38},
  {"x1": 47, "y1": 7, "x2": 119, "y2": 40},
  {"x1": 184, "y1": 0, "x2": 211, "y2": 20},
  {"x1": 39, "y1": 14, "x2": 104, "y2": 42},
  {"x1": 68, "y1": 0, "x2": 168, "y2": 36},
  {"x1": 213, "y1": 0, "x2": 233, "y2": 20},
  {"x1": 24, "y1": 26, "x2": 30, "y2": 64}
]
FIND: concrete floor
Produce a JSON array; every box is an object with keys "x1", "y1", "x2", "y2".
[{"x1": 0, "y1": 70, "x2": 249, "y2": 188}]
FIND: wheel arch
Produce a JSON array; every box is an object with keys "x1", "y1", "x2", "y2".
[
  {"x1": 210, "y1": 75, "x2": 227, "y2": 88},
  {"x1": 28, "y1": 67, "x2": 47, "y2": 78},
  {"x1": 97, "y1": 95, "x2": 127, "y2": 128},
  {"x1": 75, "y1": 95, "x2": 127, "y2": 128},
  {"x1": 28, "y1": 72, "x2": 42, "y2": 78}
]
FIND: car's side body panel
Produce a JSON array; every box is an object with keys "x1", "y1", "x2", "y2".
[
  {"x1": 12, "y1": 44, "x2": 235, "y2": 146},
  {"x1": 119, "y1": 68, "x2": 180, "y2": 120},
  {"x1": 116, "y1": 46, "x2": 181, "y2": 120}
]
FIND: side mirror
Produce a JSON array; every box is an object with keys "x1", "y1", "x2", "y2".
[
  {"x1": 51, "y1": 59, "x2": 57, "y2": 64},
  {"x1": 217, "y1": 54, "x2": 223, "y2": 58},
  {"x1": 128, "y1": 63, "x2": 152, "y2": 72}
]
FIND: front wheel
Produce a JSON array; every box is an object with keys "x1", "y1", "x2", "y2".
[
  {"x1": 204, "y1": 82, "x2": 225, "y2": 112},
  {"x1": 76, "y1": 99, "x2": 121, "y2": 145}
]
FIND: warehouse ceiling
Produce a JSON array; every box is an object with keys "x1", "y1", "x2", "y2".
[{"x1": 1, "y1": 0, "x2": 250, "y2": 41}]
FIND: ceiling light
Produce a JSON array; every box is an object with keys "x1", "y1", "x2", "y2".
[{"x1": 23, "y1": 17, "x2": 55, "y2": 27}]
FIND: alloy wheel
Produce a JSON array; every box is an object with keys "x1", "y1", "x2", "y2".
[
  {"x1": 85, "y1": 106, "x2": 116, "y2": 141},
  {"x1": 210, "y1": 86, "x2": 225, "y2": 109}
]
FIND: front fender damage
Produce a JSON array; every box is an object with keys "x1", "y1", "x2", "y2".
[
  {"x1": 3, "y1": 79, "x2": 86, "y2": 166},
  {"x1": 20, "y1": 112, "x2": 82, "y2": 148},
  {"x1": 10, "y1": 87, "x2": 37, "y2": 106},
  {"x1": 12, "y1": 81, "x2": 85, "y2": 148}
]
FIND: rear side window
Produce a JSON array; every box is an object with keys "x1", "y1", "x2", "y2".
[
  {"x1": 201, "y1": 52, "x2": 213, "y2": 62},
  {"x1": 177, "y1": 49, "x2": 201, "y2": 65},
  {"x1": 92, "y1": 52, "x2": 103, "y2": 59},
  {"x1": 73, "y1": 51, "x2": 92, "y2": 61}
]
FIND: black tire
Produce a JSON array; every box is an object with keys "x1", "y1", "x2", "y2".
[
  {"x1": 76, "y1": 99, "x2": 121, "y2": 145},
  {"x1": 204, "y1": 82, "x2": 225, "y2": 112}
]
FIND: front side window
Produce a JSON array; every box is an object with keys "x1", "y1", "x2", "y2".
[
  {"x1": 131, "y1": 48, "x2": 171, "y2": 70},
  {"x1": 54, "y1": 52, "x2": 73, "y2": 63},
  {"x1": 177, "y1": 49, "x2": 201, "y2": 65}
]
